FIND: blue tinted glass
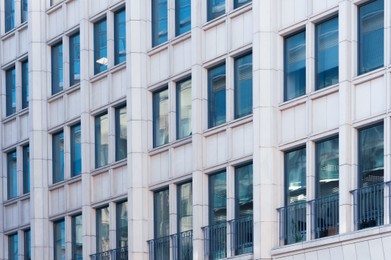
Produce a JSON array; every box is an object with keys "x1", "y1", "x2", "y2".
[
  {"x1": 208, "y1": 0, "x2": 225, "y2": 21},
  {"x1": 176, "y1": 0, "x2": 191, "y2": 35},
  {"x1": 176, "y1": 78, "x2": 192, "y2": 139},
  {"x1": 21, "y1": 0, "x2": 28, "y2": 23},
  {"x1": 6, "y1": 67, "x2": 16, "y2": 116},
  {"x1": 25, "y1": 230, "x2": 31, "y2": 260},
  {"x1": 54, "y1": 220, "x2": 65, "y2": 260},
  {"x1": 23, "y1": 146, "x2": 30, "y2": 194},
  {"x1": 71, "y1": 124, "x2": 82, "y2": 176},
  {"x1": 8, "y1": 234, "x2": 18, "y2": 260},
  {"x1": 358, "y1": 0, "x2": 384, "y2": 75},
  {"x1": 95, "y1": 113, "x2": 109, "y2": 168},
  {"x1": 235, "y1": 164, "x2": 253, "y2": 217},
  {"x1": 22, "y1": 61, "x2": 29, "y2": 109},
  {"x1": 234, "y1": 53, "x2": 252, "y2": 118},
  {"x1": 316, "y1": 137, "x2": 339, "y2": 197},
  {"x1": 94, "y1": 19, "x2": 107, "y2": 74},
  {"x1": 234, "y1": 0, "x2": 251, "y2": 8},
  {"x1": 285, "y1": 147, "x2": 306, "y2": 204},
  {"x1": 5, "y1": 0, "x2": 14, "y2": 32},
  {"x1": 115, "y1": 106, "x2": 127, "y2": 160},
  {"x1": 7, "y1": 151, "x2": 17, "y2": 199},
  {"x1": 53, "y1": 132, "x2": 64, "y2": 183},
  {"x1": 208, "y1": 64, "x2": 226, "y2": 128},
  {"x1": 69, "y1": 33, "x2": 80, "y2": 86},
  {"x1": 115, "y1": 9, "x2": 126, "y2": 64},
  {"x1": 316, "y1": 17, "x2": 338, "y2": 90},
  {"x1": 154, "y1": 189, "x2": 169, "y2": 237},
  {"x1": 72, "y1": 215, "x2": 83, "y2": 259},
  {"x1": 52, "y1": 43, "x2": 63, "y2": 94},
  {"x1": 152, "y1": 0, "x2": 168, "y2": 47},
  {"x1": 284, "y1": 31, "x2": 306, "y2": 101},
  {"x1": 209, "y1": 171, "x2": 226, "y2": 224},
  {"x1": 153, "y1": 89, "x2": 169, "y2": 147},
  {"x1": 116, "y1": 202, "x2": 128, "y2": 248}
]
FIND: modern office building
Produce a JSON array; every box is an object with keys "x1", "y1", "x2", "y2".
[{"x1": 0, "y1": 0, "x2": 391, "y2": 259}]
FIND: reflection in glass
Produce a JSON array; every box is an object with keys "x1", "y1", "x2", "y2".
[
  {"x1": 25, "y1": 230, "x2": 31, "y2": 260},
  {"x1": 71, "y1": 124, "x2": 82, "y2": 176},
  {"x1": 115, "y1": 9, "x2": 126, "y2": 64},
  {"x1": 70, "y1": 33, "x2": 80, "y2": 86},
  {"x1": 154, "y1": 189, "x2": 170, "y2": 259},
  {"x1": 95, "y1": 113, "x2": 109, "y2": 168},
  {"x1": 7, "y1": 151, "x2": 17, "y2": 199},
  {"x1": 176, "y1": 0, "x2": 191, "y2": 35},
  {"x1": 52, "y1": 43, "x2": 63, "y2": 95},
  {"x1": 22, "y1": 61, "x2": 29, "y2": 109},
  {"x1": 207, "y1": 0, "x2": 225, "y2": 21},
  {"x1": 235, "y1": 164, "x2": 253, "y2": 217},
  {"x1": 72, "y1": 215, "x2": 82, "y2": 259},
  {"x1": 53, "y1": 132, "x2": 64, "y2": 183},
  {"x1": 6, "y1": 67, "x2": 16, "y2": 116},
  {"x1": 94, "y1": 19, "x2": 108, "y2": 74},
  {"x1": 8, "y1": 233, "x2": 18, "y2": 260},
  {"x1": 178, "y1": 183, "x2": 192, "y2": 232},
  {"x1": 21, "y1": 0, "x2": 28, "y2": 23},
  {"x1": 177, "y1": 79, "x2": 192, "y2": 139},
  {"x1": 116, "y1": 202, "x2": 128, "y2": 248},
  {"x1": 316, "y1": 137, "x2": 339, "y2": 197},
  {"x1": 116, "y1": 106, "x2": 127, "y2": 161},
  {"x1": 23, "y1": 146, "x2": 30, "y2": 194},
  {"x1": 234, "y1": 0, "x2": 251, "y2": 9},
  {"x1": 208, "y1": 64, "x2": 226, "y2": 128},
  {"x1": 152, "y1": 0, "x2": 168, "y2": 47},
  {"x1": 5, "y1": 0, "x2": 14, "y2": 32},
  {"x1": 286, "y1": 148, "x2": 306, "y2": 204},
  {"x1": 210, "y1": 172, "x2": 227, "y2": 224},
  {"x1": 54, "y1": 220, "x2": 65, "y2": 260},
  {"x1": 97, "y1": 207, "x2": 110, "y2": 252},
  {"x1": 234, "y1": 53, "x2": 252, "y2": 119},
  {"x1": 153, "y1": 89, "x2": 169, "y2": 147}
]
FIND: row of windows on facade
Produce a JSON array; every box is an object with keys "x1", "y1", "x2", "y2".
[
  {"x1": 4, "y1": 0, "x2": 28, "y2": 33},
  {"x1": 285, "y1": 0, "x2": 383, "y2": 101}
]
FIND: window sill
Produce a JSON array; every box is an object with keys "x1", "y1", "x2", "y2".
[
  {"x1": 2, "y1": 113, "x2": 18, "y2": 123},
  {"x1": 91, "y1": 159, "x2": 128, "y2": 176},
  {"x1": 310, "y1": 83, "x2": 339, "y2": 100},
  {"x1": 279, "y1": 94, "x2": 307, "y2": 111},
  {"x1": 148, "y1": 41, "x2": 170, "y2": 55},
  {"x1": 203, "y1": 14, "x2": 227, "y2": 31},
  {"x1": 204, "y1": 114, "x2": 253, "y2": 137},
  {"x1": 228, "y1": 1, "x2": 253, "y2": 18},
  {"x1": 352, "y1": 66, "x2": 386, "y2": 85},
  {"x1": 47, "y1": 1, "x2": 63, "y2": 14},
  {"x1": 149, "y1": 135, "x2": 192, "y2": 155},
  {"x1": 172, "y1": 31, "x2": 191, "y2": 45}
]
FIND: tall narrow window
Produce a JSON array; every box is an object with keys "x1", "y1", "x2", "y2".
[
  {"x1": 208, "y1": 64, "x2": 226, "y2": 128},
  {"x1": 153, "y1": 89, "x2": 169, "y2": 147},
  {"x1": 53, "y1": 132, "x2": 64, "y2": 183},
  {"x1": 5, "y1": 0, "x2": 14, "y2": 32},
  {"x1": 72, "y1": 215, "x2": 82, "y2": 260},
  {"x1": 176, "y1": 78, "x2": 192, "y2": 139},
  {"x1": 152, "y1": 0, "x2": 168, "y2": 47},
  {"x1": 95, "y1": 113, "x2": 109, "y2": 168},
  {"x1": 6, "y1": 67, "x2": 16, "y2": 116},
  {"x1": 234, "y1": 53, "x2": 252, "y2": 119},
  {"x1": 23, "y1": 146, "x2": 30, "y2": 194},
  {"x1": 284, "y1": 31, "x2": 306, "y2": 101},
  {"x1": 94, "y1": 18, "x2": 108, "y2": 74},
  {"x1": 7, "y1": 151, "x2": 17, "y2": 199},
  {"x1": 177, "y1": 182, "x2": 192, "y2": 260},
  {"x1": 114, "y1": 9, "x2": 126, "y2": 65},
  {"x1": 24, "y1": 230, "x2": 31, "y2": 260},
  {"x1": 22, "y1": 60, "x2": 29, "y2": 109},
  {"x1": 207, "y1": 0, "x2": 225, "y2": 21},
  {"x1": 175, "y1": 0, "x2": 191, "y2": 36},
  {"x1": 97, "y1": 207, "x2": 110, "y2": 253},
  {"x1": 8, "y1": 233, "x2": 18, "y2": 260},
  {"x1": 21, "y1": 0, "x2": 28, "y2": 23},
  {"x1": 116, "y1": 202, "x2": 128, "y2": 248},
  {"x1": 52, "y1": 42, "x2": 63, "y2": 95},
  {"x1": 71, "y1": 124, "x2": 82, "y2": 176},
  {"x1": 316, "y1": 17, "x2": 338, "y2": 90},
  {"x1": 69, "y1": 33, "x2": 80, "y2": 86},
  {"x1": 358, "y1": 0, "x2": 384, "y2": 75},
  {"x1": 234, "y1": 0, "x2": 251, "y2": 9},
  {"x1": 154, "y1": 189, "x2": 170, "y2": 259},
  {"x1": 54, "y1": 220, "x2": 65, "y2": 260},
  {"x1": 115, "y1": 106, "x2": 127, "y2": 161}
]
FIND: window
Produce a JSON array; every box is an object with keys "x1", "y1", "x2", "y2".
[
  {"x1": 114, "y1": 9, "x2": 126, "y2": 65},
  {"x1": 116, "y1": 202, "x2": 128, "y2": 248},
  {"x1": 72, "y1": 215, "x2": 82, "y2": 260},
  {"x1": 154, "y1": 189, "x2": 170, "y2": 259},
  {"x1": 7, "y1": 151, "x2": 17, "y2": 199},
  {"x1": 234, "y1": 0, "x2": 251, "y2": 9},
  {"x1": 153, "y1": 89, "x2": 169, "y2": 147},
  {"x1": 23, "y1": 146, "x2": 30, "y2": 194},
  {"x1": 115, "y1": 106, "x2": 127, "y2": 161},
  {"x1": 22, "y1": 60, "x2": 29, "y2": 109},
  {"x1": 358, "y1": 0, "x2": 384, "y2": 75},
  {"x1": 54, "y1": 220, "x2": 65, "y2": 260},
  {"x1": 152, "y1": 0, "x2": 168, "y2": 47},
  {"x1": 52, "y1": 42, "x2": 63, "y2": 95},
  {"x1": 5, "y1": 0, "x2": 14, "y2": 32},
  {"x1": 8, "y1": 233, "x2": 18, "y2": 260},
  {"x1": 207, "y1": 0, "x2": 225, "y2": 21},
  {"x1": 177, "y1": 182, "x2": 192, "y2": 259},
  {"x1": 94, "y1": 18, "x2": 108, "y2": 74},
  {"x1": 52, "y1": 132, "x2": 64, "y2": 183},
  {"x1": 97, "y1": 207, "x2": 110, "y2": 253},
  {"x1": 176, "y1": 0, "x2": 191, "y2": 36},
  {"x1": 95, "y1": 113, "x2": 109, "y2": 168},
  {"x1": 176, "y1": 78, "x2": 192, "y2": 139},
  {"x1": 234, "y1": 53, "x2": 252, "y2": 119},
  {"x1": 21, "y1": 0, "x2": 28, "y2": 23},
  {"x1": 71, "y1": 124, "x2": 82, "y2": 176},
  {"x1": 6, "y1": 67, "x2": 16, "y2": 116},
  {"x1": 284, "y1": 31, "x2": 306, "y2": 101},
  {"x1": 69, "y1": 33, "x2": 80, "y2": 86},
  {"x1": 208, "y1": 64, "x2": 226, "y2": 128},
  {"x1": 24, "y1": 230, "x2": 31, "y2": 260}
]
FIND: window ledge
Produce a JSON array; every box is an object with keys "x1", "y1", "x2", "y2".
[
  {"x1": 227, "y1": 253, "x2": 253, "y2": 260},
  {"x1": 47, "y1": 1, "x2": 63, "y2": 14},
  {"x1": 49, "y1": 179, "x2": 69, "y2": 190},
  {"x1": 149, "y1": 142, "x2": 171, "y2": 155},
  {"x1": 148, "y1": 41, "x2": 169, "y2": 55},
  {"x1": 90, "y1": 69, "x2": 110, "y2": 83},
  {"x1": 352, "y1": 66, "x2": 386, "y2": 85},
  {"x1": 3, "y1": 196, "x2": 19, "y2": 206},
  {"x1": 2, "y1": 113, "x2": 17, "y2": 123},
  {"x1": 309, "y1": 83, "x2": 339, "y2": 100},
  {"x1": 172, "y1": 31, "x2": 191, "y2": 45},
  {"x1": 279, "y1": 94, "x2": 307, "y2": 111},
  {"x1": 91, "y1": 159, "x2": 128, "y2": 176},
  {"x1": 204, "y1": 115, "x2": 253, "y2": 137},
  {"x1": 228, "y1": 2, "x2": 253, "y2": 19},
  {"x1": 47, "y1": 90, "x2": 64, "y2": 103},
  {"x1": 203, "y1": 14, "x2": 227, "y2": 31}
]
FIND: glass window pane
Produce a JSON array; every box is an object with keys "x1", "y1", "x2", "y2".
[
  {"x1": 115, "y1": 9, "x2": 126, "y2": 65},
  {"x1": 175, "y1": 0, "x2": 191, "y2": 36},
  {"x1": 176, "y1": 78, "x2": 192, "y2": 139},
  {"x1": 115, "y1": 106, "x2": 127, "y2": 161},
  {"x1": 154, "y1": 189, "x2": 169, "y2": 238},
  {"x1": 22, "y1": 61, "x2": 29, "y2": 109},
  {"x1": 69, "y1": 33, "x2": 80, "y2": 86},
  {"x1": 285, "y1": 147, "x2": 306, "y2": 204},
  {"x1": 116, "y1": 202, "x2": 128, "y2": 248},
  {"x1": 54, "y1": 220, "x2": 65, "y2": 260},
  {"x1": 71, "y1": 124, "x2": 82, "y2": 176},
  {"x1": 284, "y1": 31, "x2": 306, "y2": 101},
  {"x1": 153, "y1": 89, "x2": 169, "y2": 147},
  {"x1": 25, "y1": 230, "x2": 31, "y2": 260},
  {"x1": 94, "y1": 19, "x2": 108, "y2": 74},
  {"x1": 235, "y1": 164, "x2": 253, "y2": 217},
  {"x1": 53, "y1": 132, "x2": 64, "y2": 183},
  {"x1": 95, "y1": 113, "x2": 109, "y2": 168},
  {"x1": 152, "y1": 0, "x2": 168, "y2": 47},
  {"x1": 6, "y1": 67, "x2": 16, "y2": 116},
  {"x1": 208, "y1": 0, "x2": 225, "y2": 21},
  {"x1": 5, "y1": 0, "x2": 14, "y2": 32},
  {"x1": 358, "y1": 0, "x2": 384, "y2": 75},
  {"x1": 8, "y1": 233, "x2": 18, "y2": 260},
  {"x1": 316, "y1": 137, "x2": 339, "y2": 197},
  {"x1": 209, "y1": 171, "x2": 227, "y2": 224},
  {"x1": 97, "y1": 207, "x2": 110, "y2": 252},
  {"x1": 52, "y1": 42, "x2": 63, "y2": 95},
  {"x1": 23, "y1": 146, "x2": 30, "y2": 194},
  {"x1": 72, "y1": 215, "x2": 83, "y2": 259},
  {"x1": 7, "y1": 151, "x2": 17, "y2": 199},
  {"x1": 234, "y1": 53, "x2": 252, "y2": 119},
  {"x1": 234, "y1": 0, "x2": 251, "y2": 9},
  {"x1": 21, "y1": 0, "x2": 28, "y2": 23},
  {"x1": 316, "y1": 17, "x2": 338, "y2": 90},
  {"x1": 208, "y1": 64, "x2": 226, "y2": 128},
  {"x1": 178, "y1": 182, "x2": 192, "y2": 232}
]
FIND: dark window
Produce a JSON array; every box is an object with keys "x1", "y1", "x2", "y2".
[
  {"x1": 178, "y1": 182, "x2": 192, "y2": 232},
  {"x1": 69, "y1": 33, "x2": 80, "y2": 86},
  {"x1": 22, "y1": 60, "x2": 29, "y2": 109},
  {"x1": 209, "y1": 171, "x2": 226, "y2": 224},
  {"x1": 115, "y1": 106, "x2": 127, "y2": 161},
  {"x1": 6, "y1": 67, "x2": 16, "y2": 116},
  {"x1": 208, "y1": 64, "x2": 226, "y2": 128},
  {"x1": 23, "y1": 145, "x2": 30, "y2": 194},
  {"x1": 54, "y1": 220, "x2": 65, "y2": 260},
  {"x1": 152, "y1": 0, "x2": 168, "y2": 47},
  {"x1": 52, "y1": 42, "x2": 63, "y2": 95},
  {"x1": 207, "y1": 0, "x2": 225, "y2": 21},
  {"x1": 114, "y1": 9, "x2": 126, "y2": 65},
  {"x1": 235, "y1": 164, "x2": 253, "y2": 217},
  {"x1": 97, "y1": 207, "x2": 110, "y2": 252},
  {"x1": 94, "y1": 18, "x2": 108, "y2": 74},
  {"x1": 176, "y1": 78, "x2": 192, "y2": 139},
  {"x1": 52, "y1": 132, "x2": 64, "y2": 183},
  {"x1": 95, "y1": 113, "x2": 109, "y2": 168},
  {"x1": 234, "y1": 0, "x2": 251, "y2": 9},
  {"x1": 153, "y1": 88, "x2": 169, "y2": 147},
  {"x1": 116, "y1": 202, "x2": 128, "y2": 248},
  {"x1": 234, "y1": 53, "x2": 252, "y2": 119},
  {"x1": 72, "y1": 215, "x2": 82, "y2": 259},
  {"x1": 71, "y1": 124, "x2": 82, "y2": 176},
  {"x1": 175, "y1": 0, "x2": 191, "y2": 36},
  {"x1": 24, "y1": 229, "x2": 31, "y2": 260},
  {"x1": 316, "y1": 137, "x2": 339, "y2": 197},
  {"x1": 5, "y1": 0, "x2": 14, "y2": 32},
  {"x1": 8, "y1": 233, "x2": 18, "y2": 260},
  {"x1": 154, "y1": 189, "x2": 170, "y2": 259},
  {"x1": 7, "y1": 151, "x2": 17, "y2": 199},
  {"x1": 21, "y1": 0, "x2": 28, "y2": 23}
]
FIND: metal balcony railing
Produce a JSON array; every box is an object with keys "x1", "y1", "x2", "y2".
[
  {"x1": 172, "y1": 230, "x2": 193, "y2": 260},
  {"x1": 229, "y1": 215, "x2": 253, "y2": 256},
  {"x1": 278, "y1": 201, "x2": 306, "y2": 245},
  {"x1": 202, "y1": 222, "x2": 227, "y2": 260},
  {"x1": 310, "y1": 194, "x2": 339, "y2": 239},
  {"x1": 147, "y1": 235, "x2": 170, "y2": 260},
  {"x1": 90, "y1": 247, "x2": 128, "y2": 260}
]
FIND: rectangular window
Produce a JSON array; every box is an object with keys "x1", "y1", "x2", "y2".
[
  {"x1": 208, "y1": 64, "x2": 226, "y2": 128},
  {"x1": 6, "y1": 67, "x2": 16, "y2": 116},
  {"x1": 175, "y1": 0, "x2": 191, "y2": 36},
  {"x1": 72, "y1": 215, "x2": 82, "y2": 260},
  {"x1": 358, "y1": 0, "x2": 384, "y2": 75},
  {"x1": 52, "y1": 42, "x2": 63, "y2": 95},
  {"x1": 176, "y1": 78, "x2": 192, "y2": 139},
  {"x1": 234, "y1": 53, "x2": 252, "y2": 119},
  {"x1": 114, "y1": 9, "x2": 126, "y2": 65},
  {"x1": 316, "y1": 17, "x2": 338, "y2": 90},
  {"x1": 22, "y1": 60, "x2": 29, "y2": 109},
  {"x1": 8, "y1": 233, "x2": 18, "y2": 260},
  {"x1": 97, "y1": 207, "x2": 110, "y2": 253},
  {"x1": 116, "y1": 202, "x2": 128, "y2": 248},
  {"x1": 7, "y1": 151, "x2": 17, "y2": 199},
  {"x1": 23, "y1": 146, "x2": 30, "y2": 194},
  {"x1": 53, "y1": 132, "x2": 64, "y2": 183},
  {"x1": 234, "y1": 0, "x2": 251, "y2": 9},
  {"x1": 209, "y1": 171, "x2": 227, "y2": 224},
  {"x1": 5, "y1": 0, "x2": 14, "y2": 32},
  {"x1": 94, "y1": 18, "x2": 108, "y2": 74},
  {"x1": 153, "y1": 89, "x2": 169, "y2": 147},
  {"x1": 69, "y1": 33, "x2": 80, "y2": 86},
  {"x1": 207, "y1": 0, "x2": 225, "y2": 21},
  {"x1": 71, "y1": 124, "x2": 82, "y2": 176},
  {"x1": 177, "y1": 182, "x2": 192, "y2": 260},
  {"x1": 54, "y1": 220, "x2": 65, "y2": 260},
  {"x1": 284, "y1": 31, "x2": 306, "y2": 101},
  {"x1": 115, "y1": 106, "x2": 127, "y2": 161},
  {"x1": 235, "y1": 164, "x2": 253, "y2": 217},
  {"x1": 152, "y1": 0, "x2": 168, "y2": 47},
  {"x1": 21, "y1": 0, "x2": 28, "y2": 23},
  {"x1": 95, "y1": 113, "x2": 109, "y2": 168},
  {"x1": 154, "y1": 189, "x2": 170, "y2": 259},
  {"x1": 24, "y1": 230, "x2": 31, "y2": 260}
]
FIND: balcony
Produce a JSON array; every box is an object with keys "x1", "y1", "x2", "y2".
[
  {"x1": 172, "y1": 230, "x2": 193, "y2": 260},
  {"x1": 310, "y1": 194, "x2": 339, "y2": 239},
  {"x1": 278, "y1": 201, "x2": 307, "y2": 245},
  {"x1": 90, "y1": 247, "x2": 128, "y2": 260},
  {"x1": 229, "y1": 215, "x2": 253, "y2": 256},
  {"x1": 203, "y1": 222, "x2": 227, "y2": 259},
  {"x1": 147, "y1": 235, "x2": 170, "y2": 260}
]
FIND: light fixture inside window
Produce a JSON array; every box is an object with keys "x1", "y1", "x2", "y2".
[{"x1": 96, "y1": 57, "x2": 108, "y2": 65}]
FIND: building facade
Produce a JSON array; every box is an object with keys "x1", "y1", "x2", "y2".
[{"x1": 1, "y1": 0, "x2": 391, "y2": 259}]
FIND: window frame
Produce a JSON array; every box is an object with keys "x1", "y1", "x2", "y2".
[
  {"x1": 24, "y1": 229, "x2": 31, "y2": 260},
  {"x1": 69, "y1": 32, "x2": 80, "y2": 86},
  {"x1": 71, "y1": 124, "x2": 82, "y2": 177},
  {"x1": 71, "y1": 214, "x2": 82, "y2": 259},
  {"x1": 52, "y1": 131, "x2": 64, "y2": 184},
  {"x1": 175, "y1": 0, "x2": 191, "y2": 36},
  {"x1": 21, "y1": 60, "x2": 29, "y2": 109},
  {"x1": 53, "y1": 219, "x2": 65, "y2": 260},
  {"x1": 8, "y1": 233, "x2": 18, "y2": 260},
  {"x1": 234, "y1": 52, "x2": 253, "y2": 119},
  {"x1": 208, "y1": 170, "x2": 227, "y2": 225},
  {"x1": 51, "y1": 42, "x2": 64, "y2": 95},
  {"x1": 116, "y1": 201, "x2": 128, "y2": 248},
  {"x1": 23, "y1": 145, "x2": 30, "y2": 194},
  {"x1": 208, "y1": 63, "x2": 226, "y2": 128},
  {"x1": 284, "y1": 146, "x2": 307, "y2": 206},
  {"x1": 153, "y1": 87, "x2": 169, "y2": 148},
  {"x1": 7, "y1": 150, "x2": 17, "y2": 199},
  {"x1": 114, "y1": 8, "x2": 126, "y2": 65},
  {"x1": 96, "y1": 206, "x2": 110, "y2": 253},
  {"x1": 5, "y1": 0, "x2": 15, "y2": 33},
  {"x1": 152, "y1": 0, "x2": 168, "y2": 47},
  {"x1": 176, "y1": 77, "x2": 192, "y2": 140},
  {"x1": 95, "y1": 112, "x2": 109, "y2": 168},
  {"x1": 94, "y1": 17, "x2": 108, "y2": 75},
  {"x1": 234, "y1": 163, "x2": 253, "y2": 218},
  {"x1": 115, "y1": 105, "x2": 127, "y2": 161},
  {"x1": 207, "y1": 0, "x2": 226, "y2": 22},
  {"x1": 6, "y1": 66, "x2": 16, "y2": 116}
]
